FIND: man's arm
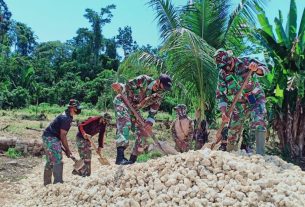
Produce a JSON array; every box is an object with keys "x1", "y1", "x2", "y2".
[
  {"x1": 187, "y1": 120, "x2": 195, "y2": 141},
  {"x1": 60, "y1": 129, "x2": 71, "y2": 157},
  {"x1": 79, "y1": 117, "x2": 99, "y2": 139},
  {"x1": 216, "y1": 71, "x2": 228, "y2": 114},
  {"x1": 98, "y1": 125, "x2": 106, "y2": 149},
  {"x1": 171, "y1": 121, "x2": 177, "y2": 141}
]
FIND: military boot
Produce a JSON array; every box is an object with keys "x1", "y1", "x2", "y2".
[
  {"x1": 129, "y1": 154, "x2": 137, "y2": 164},
  {"x1": 115, "y1": 147, "x2": 132, "y2": 165},
  {"x1": 53, "y1": 163, "x2": 64, "y2": 184}
]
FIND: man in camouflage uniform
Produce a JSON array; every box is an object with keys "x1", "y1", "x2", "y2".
[
  {"x1": 112, "y1": 74, "x2": 172, "y2": 164},
  {"x1": 42, "y1": 99, "x2": 82, "y2": 185},
  {"x1": 171, "y1": 104, "x2": 194, "y2": 152},
  {"x1": 214, "y1": 49, "x2": 269, "y2": 154},
  {"x1": 74, "y1": 112, "x2": 112, "y2": 176}
]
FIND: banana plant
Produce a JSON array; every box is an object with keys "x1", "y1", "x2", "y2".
[{"x1": 255, "y1": 0, "x2": 305, "y2": 159}]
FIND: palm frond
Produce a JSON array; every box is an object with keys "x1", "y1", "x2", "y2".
[
  {"x1": 224, "y1": 0, "x2": 267, "y2": 42},
  {"x1": 147, "y1": 0, "x2": 180, "y2": 42},
  {"x1": 182, "y1": 0, "x2": 229, "y2": 48},
  {"x1": 162, "y1": 28, "x2": 217, "y2": 106}
]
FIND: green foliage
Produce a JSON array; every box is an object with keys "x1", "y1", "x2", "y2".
[
  {"x1": 137, "y1": 151, "x2": 163, "y2": 163},
  {"x1": 5, "y1": 148, "x2": 22, "y2": 159},
  {"x1": 8, "y1": 87, "x2": 30, "y2": 108}
]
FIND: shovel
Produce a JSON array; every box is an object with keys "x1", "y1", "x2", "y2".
[
  {"x1": 119, "y1": 93, "x2": 178, "y2": 155},
  {"x1": 87, "y1": 136, "x2": 110, "y2": 165},
  {"x1": 61, "y1": 147, "x2": 85, "y2": 171},
  {"x1": 209, "y1": 70, "x2": 253, "y2": 150}
]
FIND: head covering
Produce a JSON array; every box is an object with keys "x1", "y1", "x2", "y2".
[
  {"x1": 213, "y1": 48, "x2": 233, "y2": 69},
  {"x1": 159, "y1": 74, "x2": 172, "y2": 91},
  {"x1": 101, "y1": 112, "x2": 112, "y2": 123},
  {"x1": 174, "y1": 104, "x2": 187, "y2": 118},
  {"x1": 67, "y1": 99, "x2": 81, "y2": 109}
]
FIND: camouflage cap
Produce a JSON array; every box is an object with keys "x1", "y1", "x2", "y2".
[
  {"x1": 174, "y1": 104, "x2": 187, "y2": 110},
  {"x1": 101, "y1": 112, "x2": 112, "y2": 122}
]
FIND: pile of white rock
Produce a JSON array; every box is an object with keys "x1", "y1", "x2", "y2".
[{"x1": 8, "y1": 149, "x2": 305, "y2": 207}]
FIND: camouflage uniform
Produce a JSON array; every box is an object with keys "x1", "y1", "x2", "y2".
[
  {"x1": 75, "y1": 114, "x2": 110, "y2": 176},
  {"x1": 75, "y1": 135, "x2": 91, "y2": 176},
  {"x1": 216, "y1": 54, "x2": 268, "y2": 151},
  {"x1": 42, "y1": 136, "x2": 63, "y2": 166},
  {"x1": 114, "y1": 75, "x2": 164, "y2": 156},
  {"x1": 171, "y1": 104, "x2": 194, "y2": 153}
]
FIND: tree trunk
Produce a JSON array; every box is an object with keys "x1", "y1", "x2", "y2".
[
  {"x1": 0, "y1": 138, "x2": 44, "y2": 156},
  {"x1": 275, "y1": 96, "x2": 305, "y2": 159}
]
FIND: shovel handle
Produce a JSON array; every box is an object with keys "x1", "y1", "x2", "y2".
[
  {"x1": 87, "y1": 136, "x2": 102, "y2": 157},
  {"x1": 212, "y1": 70, "x2": 253, "y2": 149},
  {"x1": 61, "y1": 147, "x2": 76, "y2": 161}
]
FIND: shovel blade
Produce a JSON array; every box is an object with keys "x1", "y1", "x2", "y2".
[
  {"x1": 73, "y1": 159, "x2": 85, "y2": 171},
  {"x1": 158, "y1": 141, "x2": 179, "y2": 155},
  {"x1": 98, "y1": 157, "x2": 110, "y2": 165},
  {"x1": 202, "y1": 142, "x2": 221, "y2": 151}
]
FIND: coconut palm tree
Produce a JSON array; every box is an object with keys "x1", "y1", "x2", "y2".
[
  {"x1": 255, "y1": 0, "x2": 305, "y2": 160},
  {"x1": 125, "y1": 0, "x2": 267, "y2": 120}
]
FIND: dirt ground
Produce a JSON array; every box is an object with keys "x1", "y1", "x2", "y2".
[{"x1": 0, "y1": 110, "x2": 175, "y2": 205}]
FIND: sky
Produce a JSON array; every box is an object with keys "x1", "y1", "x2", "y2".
[{"x1": 5, "y1": 0, "x2": 305, "y2": 48}]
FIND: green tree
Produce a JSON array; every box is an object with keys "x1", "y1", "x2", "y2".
[
  {"x1": 0, "y1": 0, "x2": 12, "y2": 40},
  {"x1": 10, "y1": 21, "x2": 37, "y2": 56},
  {"x1": 255, "y1": 0, "x2": 305, "y2": 159},
  {"x1": 116, "y1": 26, "x2": 138, "y2": 58}
]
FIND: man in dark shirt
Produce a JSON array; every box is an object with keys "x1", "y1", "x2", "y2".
[
  {"x1": 73, "y1": 112, "x2": 112, "y2": 176},
  {"x1": 42, "y1": 99, "x2": 82, "y2": 185}
]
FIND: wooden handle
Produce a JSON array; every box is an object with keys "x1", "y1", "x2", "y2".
[
  {"x1": 213, "y1": 70, "x2": 253, "y2": 148},
  {"x1": 87, "y1": 136, "x2": 102, "y2": 157},
  {"x1": 119, "y1": 94, "x2": 145, "y2": 126}
]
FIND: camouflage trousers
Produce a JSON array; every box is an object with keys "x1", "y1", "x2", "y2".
[
  {"x1": 42, "y1": 135, "x2": 62, "y2": 167},
  {"x1": 226, "y1": 94, "x2": 267, "y2": 151},
  {"x1": 76, "y1": 135, "x2": 91, "y2": 176},
  {"x1": 113, "y1": 95, "x2": 147, "y2": 156}
]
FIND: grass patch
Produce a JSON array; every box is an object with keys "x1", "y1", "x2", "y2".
[
  {"x1": 5, "y1": 148, "x2": 22, "y2": 159},
  {"x1": 137, "y1": 151, "x2": 163, "y2": 163}
]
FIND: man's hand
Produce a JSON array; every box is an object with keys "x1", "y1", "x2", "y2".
[
  {"x1": 249, "y1": 62, "x2": 258, "y2": 72},
  {"x1": 84, "y1": 133, "x2": 91, "y2": 140},
  {"x1": 97, "y1": 147, "x2": 102, "y2": 154},
  {"x1": 221, "y1": 113, "x2": 230, "y2": 123},
  {"x1": 112, "y1": 83, "x2": 122, "y2": 94}
]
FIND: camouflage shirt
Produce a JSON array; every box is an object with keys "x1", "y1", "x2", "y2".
[
  {"x1": 120, "y1": 75, "x2": 165, "y2": 124},
  {"x1": 216, "y1": 57, "x2": 269, "y2": 112}
]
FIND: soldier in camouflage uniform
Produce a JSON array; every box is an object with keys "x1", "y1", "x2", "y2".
[
  {"x1": 112, "y1": 74, "x2": 172, "y2": 164},
  {"x1": 73, "y1": 112, "x2": 112, "y2": 176},
  {"x1": 214, "y1": 49, "x2": 268, "y2": 154},
  {"x1": 42, "y1": 99, "x2": 82, "y2": 185},
  {"x1": 171, "y1": 104, "x2": 194, "y2": 152}
]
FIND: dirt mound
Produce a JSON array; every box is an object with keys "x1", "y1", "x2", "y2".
[{"x1": 5, "y1": 149, "x2": 305, "y2": 207}]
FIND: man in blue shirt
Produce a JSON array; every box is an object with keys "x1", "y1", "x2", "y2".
[{"x1": 42, "y1": 99, "x2": 82, "y2": 185}]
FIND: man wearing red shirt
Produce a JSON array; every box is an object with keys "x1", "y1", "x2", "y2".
[{"x1": 73, "y1": 112, "x2": 112, "y2": 176}]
